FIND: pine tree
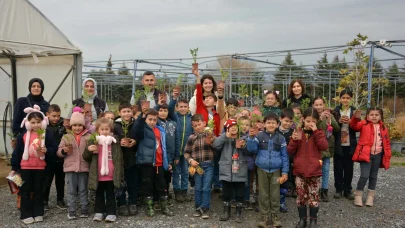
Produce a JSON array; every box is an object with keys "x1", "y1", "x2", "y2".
[{"x1": 273, "y1": 52, "x2": 303, "y2": 97}]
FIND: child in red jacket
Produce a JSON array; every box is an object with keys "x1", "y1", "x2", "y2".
[
  {"x1": 350, "y1": 107, "x2": 391, "y2": 208},
  {"x1": 287, "y1": 108, "x2": 328, "y2": 228}
]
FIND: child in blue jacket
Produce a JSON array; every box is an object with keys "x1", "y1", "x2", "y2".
[{"x1": 247, "y1": 113, "x2": 289, "y2": 228}]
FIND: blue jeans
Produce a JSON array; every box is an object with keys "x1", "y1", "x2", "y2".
[
  {"x1": 194, "y1": 161, "x2": 214, "y2": 210},
  {"x1": 118, "y1": 165, "x2": 140, "y2": 206},
  {"x1": 213, "y1": 156, "x2": 222, "y2": 189},
  {"x1": 244, "y1": 170, "x2": 252, "y2": 201},
  {"x1": 321, "y1": 157, "x2": 331, "y2": 189},
  {"x1": 173, "y1": 156, "x2": 189, "y2": 191}
]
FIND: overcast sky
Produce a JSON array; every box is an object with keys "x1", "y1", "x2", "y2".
[{"x1": 30, "y1": 0, "x2": 405, "y2": 68}]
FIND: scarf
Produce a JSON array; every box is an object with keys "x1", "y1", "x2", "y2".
[{"x1": 96, "y1": 135, "x2": 116, "y2": 176}]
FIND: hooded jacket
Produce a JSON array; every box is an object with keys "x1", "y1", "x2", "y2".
[
  {"x1": 168, "y1": 99, "x2": 193, "y2": 159},
  {"x1": 57, "y1": 130, "x2": 90, "y2": 172},
  {"x1": 48, "y1": 117, "x2": 66, "y2": 162},
  {"x1": 114, "y1": 117, "x2": 137, "y2": 168},
  {"x1": 262, "y1": 105, "x2": 282, "y2": 117}
]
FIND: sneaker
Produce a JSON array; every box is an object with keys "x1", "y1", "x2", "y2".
[
  {"x1": 153, "y1": 202, "x2": 161, "y2": 211},
  {"x1": 44, "y1": 201, "x2": 50, "y2": 211},
  {"x1": 344, "y1": 191, "x2": 355, "y2": 200},
  {"x1": 244, "y1": 201, "x2": 253, "y2": 210},
  {"x1": 201, "y1": 209, "x2": 210, "y2": 219},
  {"x1": 105, "y1": 215, "x2": 117, "y2": 222},
  {"x1": 193, "y1": 207, "x2": 203, "y2": 217},
  {"x1": 80, "y1": 209, "x2": 89, "y2": 218},
  {"x1": 34, "y1": 216, "x2": 43, "y2": 222},
  {"x1": 56, "y1": 200, "x2": 68, "y2": 210},
  {"x1": 67, "y1": 211, "x2": 77, "y2": 220},
  {"x1": 231, "y1": 200, "x2": 237, "y2": 208},
  {"x1": 93, "y1": 213, "x2": 103, "y2": 221},
  {"x1": 189, "y1": 187, "x2": 195, "y2": 195},
  {"x1": 334, "y1": 191, "x2": 343, "y2": 199},
  {"x1": 118, "y1": 205, "x2": 129, "y2": 216},
  {"x1": 21, "y1": 217, "x2": 34, "y2": 224}
]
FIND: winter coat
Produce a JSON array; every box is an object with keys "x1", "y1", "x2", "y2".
[
  {"x1": 350, "y1": 117, "x2": 392, "y2": 169},
  {"x1": 168, "y1": 99, "x2": 193, "y2": 159},
  {"x1": 12, "y1": 95, "x2": 50, "y2": 136},
  {"x1": 262, "y1": 105, "x2": 282, "y2": 117},
  {"x1": 333, "y1": 106, "x2": 358, "y2": 156},
  {"x1": 246, "y1": 131, "x2": 289, "y2": 174},
  {"x1": 114, "y1": 117, "x2": 136, "y2": 168},
  {"x1": 11, "y1": 130, "x2": 57, "y2": 171},
  {"x1": 195, "y1": 84, "x2": 221, "y2": 136},
  {"x1": 82, "y1": 136, "x2": 124, "y2": 190},
  {"x1": 213, "y1": 133, "x2": 249, "y2": 182},
  {"x1": 131, "y1": 115, "x2": 169, "y2": 170},
  {"x1": 48, "y1": 117, "x2": 66, "y2": 162},
  {"x1": 317, "y1": 115, "x2": 340, "y2": 158},
  {"x1": 57, "y1": 131, "x2": 90, "y2": 173},
  {"x1": 287, "y1": 129, "x2": 329, "y2": 178},
  {"x1": 281, "y1": 94, "x2": 311, "y2": 109}
]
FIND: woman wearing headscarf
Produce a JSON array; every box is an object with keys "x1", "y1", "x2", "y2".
[
  {"x1": 12, "y1": 78, "x2": 50, "y2": 137},
  {"x1": 72, "y1": 78, "x2": 108, "y2": 122}
]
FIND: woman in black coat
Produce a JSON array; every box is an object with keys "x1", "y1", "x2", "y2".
[{"x1": 281, "y1": 79, "x2": 311, "y2": 109}]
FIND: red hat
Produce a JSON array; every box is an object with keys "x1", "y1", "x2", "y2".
[{"x1": 224, "y1": 119, "x2": 237, "y2": 129}]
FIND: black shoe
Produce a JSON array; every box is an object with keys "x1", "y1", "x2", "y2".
[
  {"x1": 244, "y1": 201, "x2": 253, "y2": 210},
  {"x1": 201, "y1": 208, "x2": 210, "y2": 219},
  {"x1": 44, "y1": 201, "x2": 50, "y2": 211},
  {"x1": 56, "y1": 200, "x2": 68, "y2": 210},
  {"x1": 309, "y1": 207, "x2": 319, "y2": 228},
  {"x1": 321, "y1": 189, "x2": 330, "y2": 202},
  {"x1": 334, "y1": 191, "x2": 342, "y2": 199},
  {"x1": 235, "y1": 203, "x2": 243, "y2": 223},
  {"x1": 213, "y1": 188, "x2": 221, "y2": 193},
  {"x1": 182, "y1": 190, "x2": 192, "y2": 202},
  {"x1": 344, "y1": 191, "x2": 355, "y2": 200},
  {"x1": 220, "y1": 202, "x2": 231, "y2": 221},
  {"x1": 174, "y1": 190, "x2": 185, "y2": 202},
  {"x1": 118, "y1": 205, "x2": 129, "y2": 216},
  {"x1": 295, "y1": 206, "x2": 307, "y2": 228},
  {"x1": 67, "y1": 211, "x2": 77, "y2": 220}
]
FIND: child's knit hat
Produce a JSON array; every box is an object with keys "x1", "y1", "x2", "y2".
[
  {"x1": 70, "y1": 107, "x2": 85, "y2": 126},
  {"x1": 20, "y1": 105, "x2": 48, "y2": 160}
]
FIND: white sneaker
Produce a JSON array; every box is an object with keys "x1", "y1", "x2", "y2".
[
  {"x1": 105, "y1": 215, "x2": 117, "y2": 222},
  {"x1": 93, "y1": 213, "x2": 103, "y2": 221},
  {"x1": 21, "y1": 217, "x2": 34, "y2": 224},
  {"x1": 34, "y1": 216, "x2": 44, "y2": 222}
]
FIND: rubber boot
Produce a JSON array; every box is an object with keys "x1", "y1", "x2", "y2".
[
  {"x1": 220, "y1": 202, "x2": 231, "y2": 221},
  {"x1": 145, "y1": 196, "x2": 154, "y2": 217},
  {"x1": 174, "y1": 190, "x2": 184, "y2": 202},
  {"x1": 309, "y1": 206, "x2": 319, "y2": 228},
  {"x1": 182, "y1": 190, "x2": 192, "y2": 202},
  {"x1": 365, "y1": 190, "x2": 375, "y2": 207},
  {"x1": 321, "y1": 188, "x2": 330, "y2": 202},
  {"x1": 280, "y1": 188, "x2": 288, "y2": 213},
  {"x1": 235, "y1": 203, "x2": 243, "y2": 223},
  {"x1": 295, "y1": 206, "x2": 307, "y2": 228},
  {"x1": 160, "y1": 196, "x2": 174, "y2": 216},
  {"x1": 354, "y1": 190, "x2": 363, "y2": 207}
]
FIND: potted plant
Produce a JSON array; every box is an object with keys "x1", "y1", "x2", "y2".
[
  {"x1": 173, "y1": 73, "x2": 185, "y2": 95},
  {"x1": 204, "y1": 119, "x2": 215, "y2": 144},
  {"x1": 36, "y1": 128, "x2": 46, "y2": 157},
  {"x1": 88, "y1": 132, "x2": 98, "y2": 146},
  {"x1": 387, "y1": 119, "x2": 405, "y2": 152},
  {"x1": 122, "y1": 122, "x2": 130, "y2": 147},
  {"x1": 142, "y1": 86, "x2": 154, "y2": 109},
  {"x1": 62, "y1": 130, "x2": 74, "y2": 154},
  {"x1": 190, "y1": 48, "x2": 199, "y2": 72},
  {"x1": 238, "y1": 84, "x2": 248, "y2": 107},
  {"x1": 82, "y1": 90, "x2": 92, "y2": 113},
  {"x1": 218, "y1": 68, "x2": 228, "y2": 90}
]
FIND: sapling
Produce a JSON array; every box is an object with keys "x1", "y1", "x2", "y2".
[
  {"x1": 88, "y1": 132, "x2": 98, "y2": 145},
  {"x1": 174, "y1": 74, "x2": 185, "y2": 93},
  {"x1": 190, "y1": 48, "x2": 199, "y2": 71},
  {"x1": 122, "y1": 122, "x2": 130, "y2": 147},
  {"x1": 36, "y1": 128, "x2": 46, "y2": 157}
]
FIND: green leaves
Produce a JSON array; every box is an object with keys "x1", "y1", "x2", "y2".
[
  {"x1": 190, "y1": 48, "x2": 198, "y2": 63},
  {"x1": 219, "y1": 68, "x2": 229, "y2": 80}
]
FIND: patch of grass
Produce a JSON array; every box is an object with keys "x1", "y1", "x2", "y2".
[
  {"x1": 391, "y1": 162, "x2": 405, "y2": 167},
  {"x1": 392, "y1": 150, "x2": 404, "y2": 157}
]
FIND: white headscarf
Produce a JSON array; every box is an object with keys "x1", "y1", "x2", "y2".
[{"x1": 82, "y1": 78, "x2": 98, "y2": 104}]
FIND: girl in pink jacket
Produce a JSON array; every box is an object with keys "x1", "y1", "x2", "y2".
[{"x1": 57, "y1": 110, "x2": 90, "y2": 220}]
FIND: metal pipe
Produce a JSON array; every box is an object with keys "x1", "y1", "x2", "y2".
[
  {"x1": 48, "y1": 66, "x2": 75, "y2": 103},
  {"x1": 229, "y1": 55, "x2": 233, "y2": 98},
  {"x1": 11, "y1": 57, "x2": 17, "y2": 106},
  {"x1": 367, "y1": 45, "x2": 375, "y2": 108},
  {"x1": 394, "y1": 78, "x2": 397, "y2": 118}
]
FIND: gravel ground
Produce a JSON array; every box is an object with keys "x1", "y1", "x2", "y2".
[{"x1": 0, "y1": 163, "x2": 404, "y2": 228}]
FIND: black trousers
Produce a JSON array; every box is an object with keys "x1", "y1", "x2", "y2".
[
  {"x1": 42, "y1": 161, "x2": 65, "y2": 202},
  {"x1": 20, "y1": 169, "x2": 45, "y2": 219},
  {"x1": 94, "y1": 181, "x2": 116, "y2": 215},
  {"x1": 140, "y1": 165, "x2": 167, "y2": 198},
  {"x1": 154, "y1": 170, "x2": 172, "y2": 201},
  {"x1": 222, "y1": 181, "x2": 245, "y2": 203},
  {"x1": 334, "y1": 146, "x2": 354, "y2": 193}
]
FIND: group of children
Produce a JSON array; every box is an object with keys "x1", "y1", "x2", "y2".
[{"x1": 9, "y1": 74, "x2": 392, "y2": 228}]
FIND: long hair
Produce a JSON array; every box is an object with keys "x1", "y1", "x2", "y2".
[
  {"x1": 200, "y1": 74, "x2": 217, "y2": 93},
  {"x1": 288, "y1": 79, "x2": 305, "y2": 98}
]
